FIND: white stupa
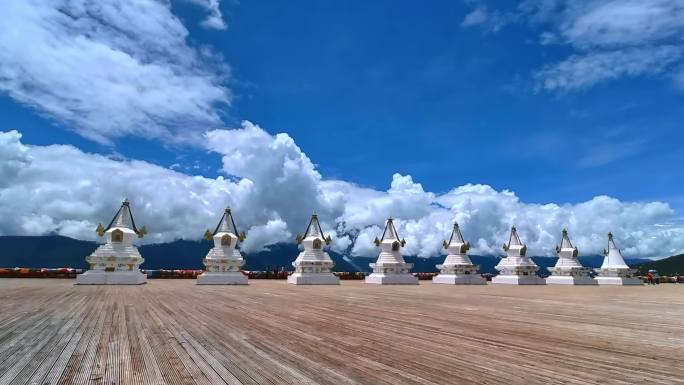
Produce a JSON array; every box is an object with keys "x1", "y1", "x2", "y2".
[
  {"x1": 491, "y1": 226, "x2": 545, "y2": 285},
  {"x1": 595, "y1": 232, "x2": 642, "y2": 285},
  {"x1": 432, "y1": 223, "x2": 486, "y2": 285},
  {"x1": 365, "y1": 218, "x2": 418, "y2": 285},
  {"x1": 545, "y1": 229, "x2": 596, "y2": 285},
  {"x1": 288, "y1": 214, "x2": 340, "y2": 285},
  {"x1": 197, "y1": 208, "x2": 248, "y2": 285},
  {"x1": 76, "y1": 199, "x2": 147, "y2": 285}
]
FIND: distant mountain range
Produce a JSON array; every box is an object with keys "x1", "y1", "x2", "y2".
[
  {"x1": 0, "y1": 235, "x2": 653, "y2": 275},
  {"x1": 636, "y1": 254, "x2": 684, "y2": 276}
]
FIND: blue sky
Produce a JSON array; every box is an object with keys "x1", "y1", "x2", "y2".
[
  {"x1": 1, "y1": 0, "x2": 683, "y2": 258},
  {"x1": 6, "y1": 0, "x2": 683, "y2": 208}
]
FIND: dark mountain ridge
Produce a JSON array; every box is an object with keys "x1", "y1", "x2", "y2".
[
  {"x1": 0, "y1": 235, "x2": 652, "y2": 275},
  {"x1": 636, "y1": 254, "x2": 684, "y2": 275}
]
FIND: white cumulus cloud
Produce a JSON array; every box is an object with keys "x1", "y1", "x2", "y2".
[
  {"x1": 240, "y1": 219, "x2": 292, "y2": 253},
  {"x1": 0, "y1": 130, "x2": 254, "y2": 244},
  {"x1": 0, "y1": 0, "x2": 230, "y2": 145},
  {"x1": 205, "y1": 121, "x2": 342, "y2": 238}
]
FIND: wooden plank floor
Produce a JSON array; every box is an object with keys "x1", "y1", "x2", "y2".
[{"x1": 0, "y1": 279, "x2": 682, "y2": 385}]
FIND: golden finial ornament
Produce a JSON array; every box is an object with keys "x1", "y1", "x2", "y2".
[
  {"x1": 136, "y1": 226, "x2": 147, "y2": 238},
  {"x1": 203, "y1": 229, "x2": 213, "y2": 240}
]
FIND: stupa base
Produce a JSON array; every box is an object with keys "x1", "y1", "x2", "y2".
[
  {"x1": 196, "y1": 272, "x2": 248, "y2": 285},
  {"x1": 432, "y1": 274, "x2": 486, "y2": 285},
  {"x1": 365, "y1": 273, "x2": 418, "y2": 285},
  {"x1": 76, "y1": 270, "x2": 147, "y2": 285},
  {"x1": 287, "y1": 272, "x2": 340, "y2": 285},
  {"x1": 545, "y1": 275, "x2": 597, "y2": 285},
  {"x1": 595, "y1": 276, "x2": 643, "y2": 285},
  {"x1": 491, "y1": 275, "x2": 545, "y2": 285}
]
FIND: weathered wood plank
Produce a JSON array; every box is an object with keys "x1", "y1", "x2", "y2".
[
  {"x1": 1, "y1": 296, "x2": 87, "y2": 384},
  {"x1": 26, "y1": 298, "x2": 101, "y2": 385},
  {"x1": 58, "y1": 290, "x2": 108, "y2": 385}
]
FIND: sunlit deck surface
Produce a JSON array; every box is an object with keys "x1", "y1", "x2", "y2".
[{"x1": 0, "y1": 279, "x2": 682, "y2": 385}]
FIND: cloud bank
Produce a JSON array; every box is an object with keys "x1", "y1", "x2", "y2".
[{"x1": 1, "y1": 126, "x2": 682, "y2": 258}]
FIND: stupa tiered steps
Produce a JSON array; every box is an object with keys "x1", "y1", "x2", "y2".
[
  {"x1": 197, "y1": 208, "x2": 248, "y2": 285},
  {"x1": 288, "y1": 214, "x2": 340, "y2": 285},
  {"x1": 432, "y1": 222, "x2": 486, "y2": 285},
  {"x1": 491, "y1": 226, "x2": 545, "y2": 285},
  {"x1": 76, "y1": 199, "x2": 147, "y2": 285},
  {"x1": 365, "y1": 218, "x2": 418, "y2": 285},
  {"x1": 595, "y1": 232, "x2": 643, "y2": 285},
  {"x1": 545, "y1": 229, "x2": 596, "y2": 285},
  {"x1": 0, "y1": 279, "x2": 681, "y2": 385}
]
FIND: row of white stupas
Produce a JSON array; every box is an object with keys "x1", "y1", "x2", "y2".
[{"x1": 75, "y1": 200, "x2": 643, "y2": 286}]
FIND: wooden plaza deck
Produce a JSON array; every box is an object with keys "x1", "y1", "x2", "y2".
[{"x1": 0, "y1": 279, "x2": 682, "y2": 385}]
